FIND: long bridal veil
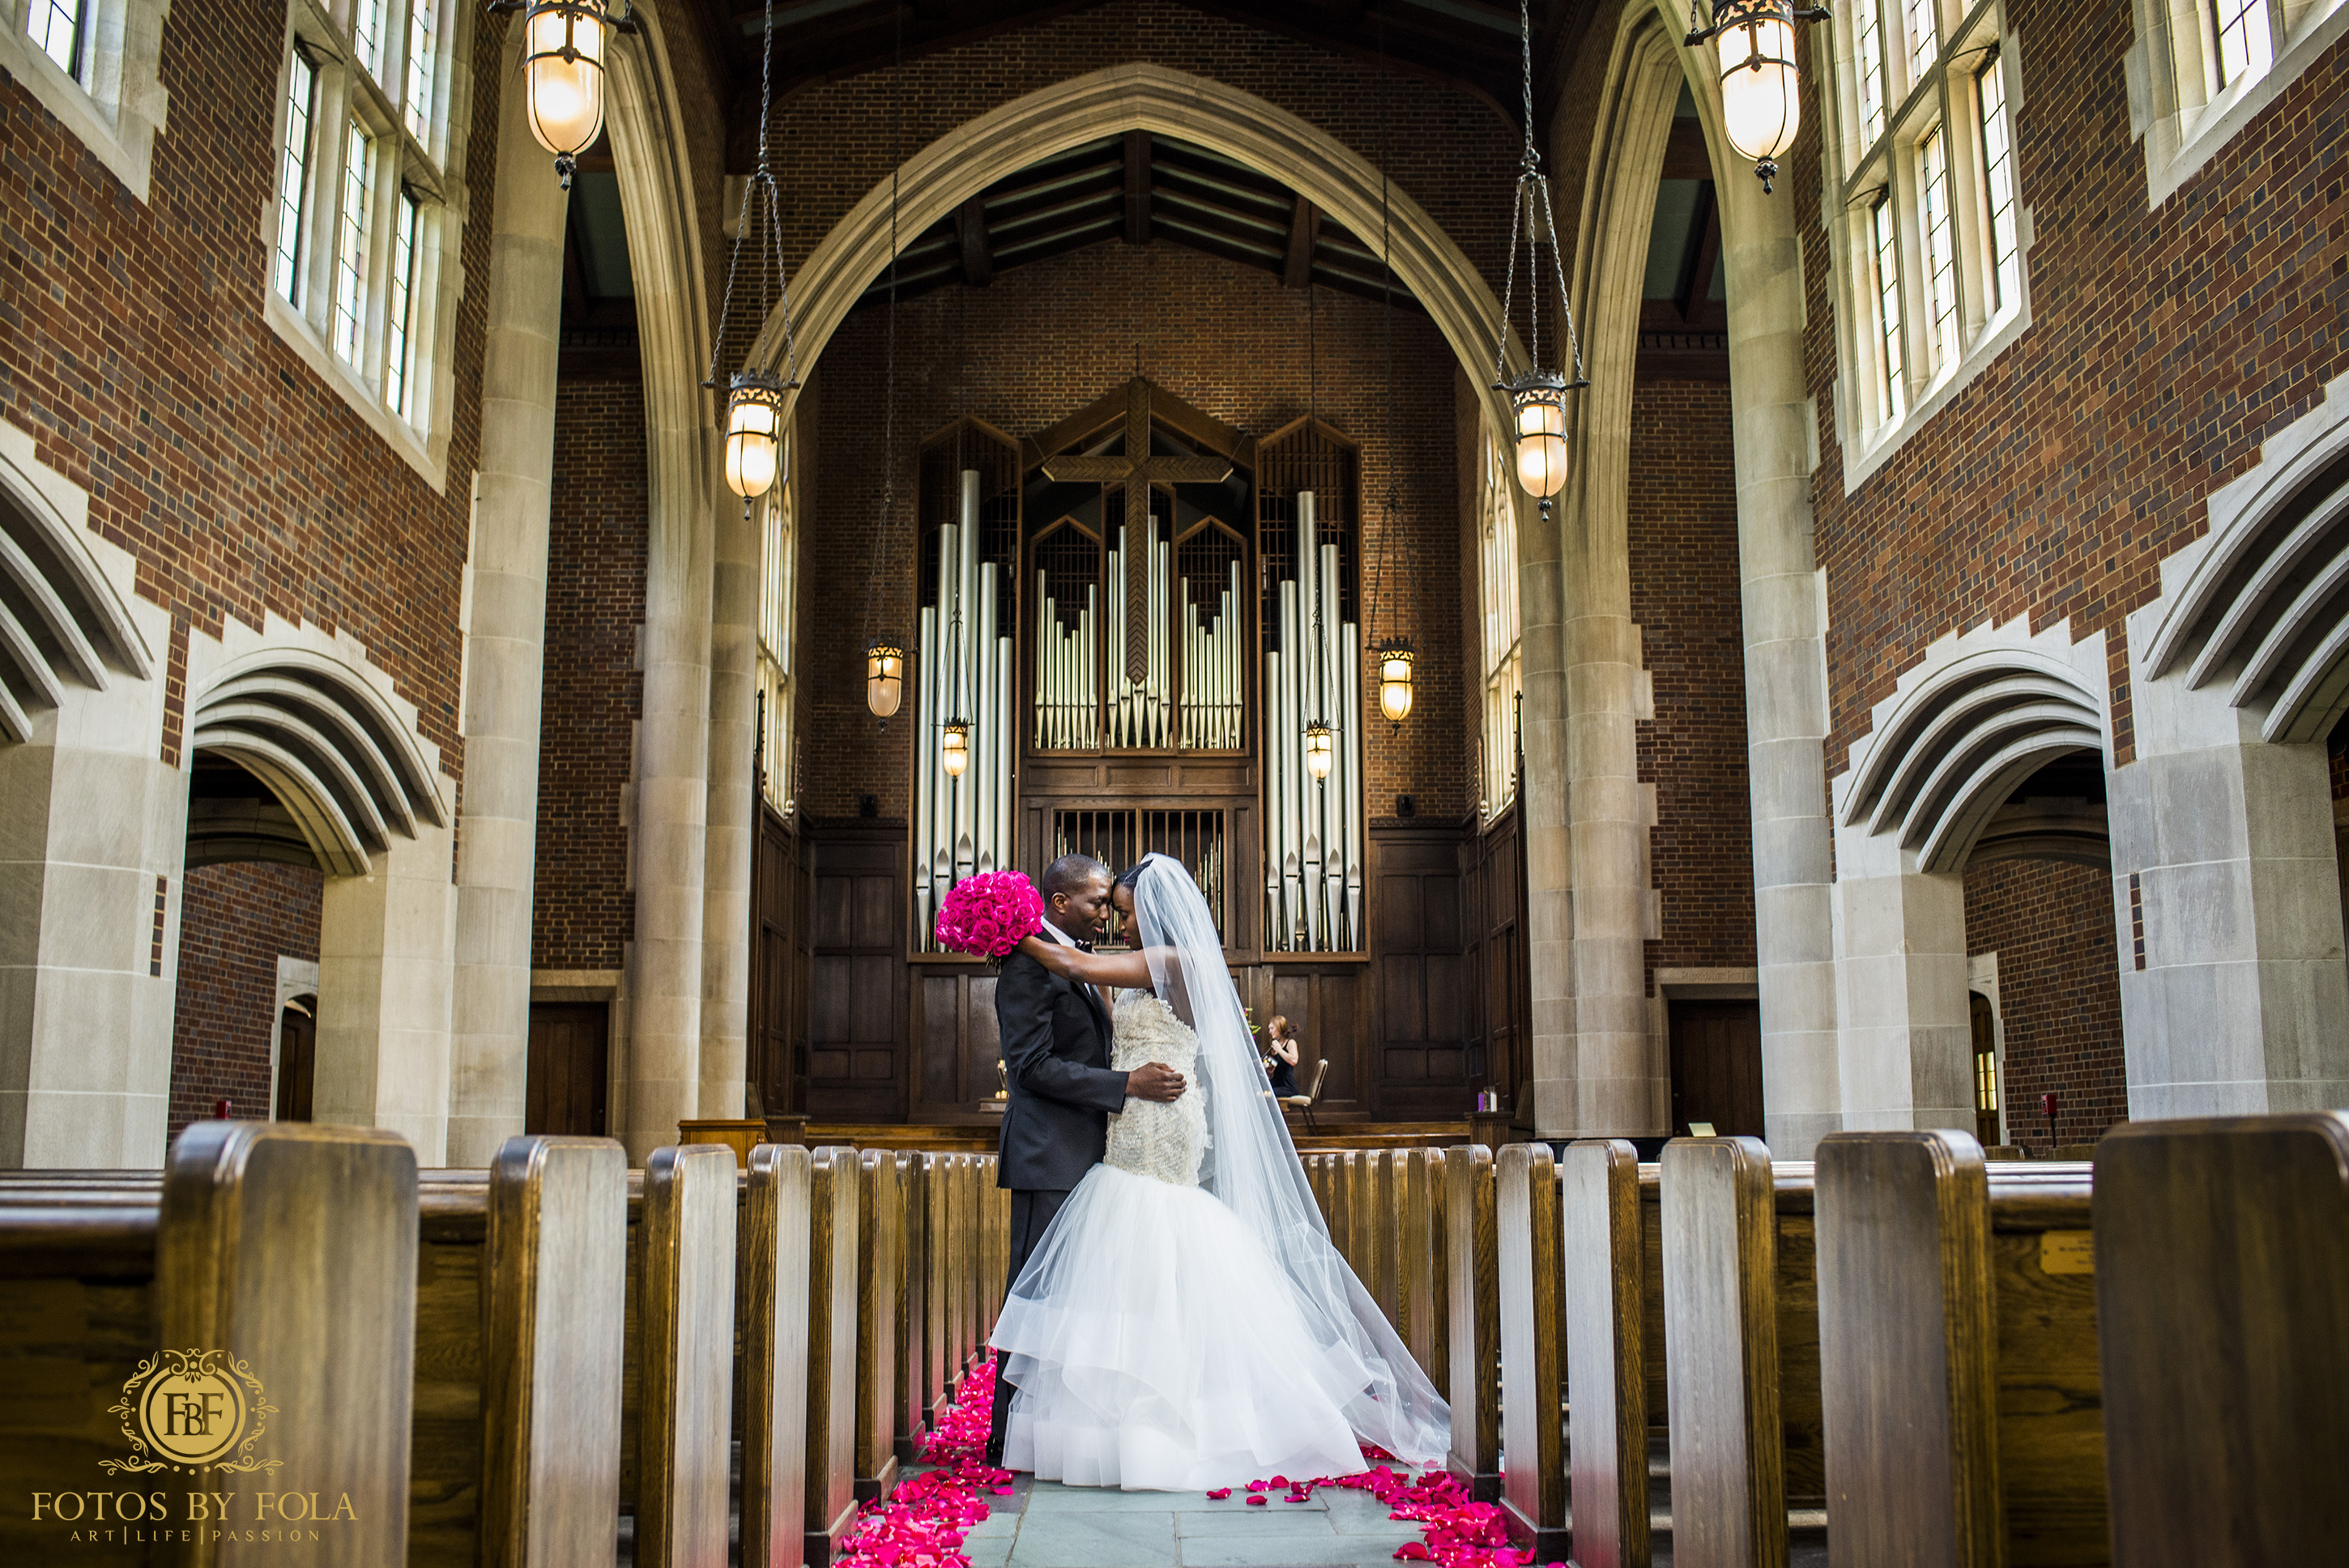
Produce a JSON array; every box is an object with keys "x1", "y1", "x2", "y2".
[{"x1": 1128, "y1": 852, "x2": 1452, "y2": 1464}]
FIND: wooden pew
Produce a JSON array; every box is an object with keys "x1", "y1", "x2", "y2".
[
  {"x1": 1403, "y1": 1148, "x2": 1451, "y2": 1401},
  {"x1": 1446, "y1": 1142, "x2": 1501, "y2": 1498},
  {"x1": 942, "y1": 1155, "x2": 969, "y2": 1389},
  {"x1": 855, "y1": 1148, "x2": 901, "y2": 1502},
  {"x1": 741, "y1": 1143, "x2": 812, "y2": 1568},
  {"x1": 893, "y1": 1151, "x2": 935, "y2": 1461},
  {"x1": 804, "y1": 1146, "x2": 861, "y2": 1567},
  {"x1": 0, "y1": 1123, "x2": 418, "y2": 1563},
  {"x1": 2093, "y1": 1112, "x2": 2349, "y2": 1565},
  {"x1": 1561, "y1": 1138, "x2": 1650, "y2": 1568},
  {"x1": 1815, "y1": 1132, "x2": 2104, "y2": 1567},
  {"x1": 1495, "y1": 1141, "x2": 1568, "y2": 1558},
  {"x1": 1660, "y1": 1136, "x2": 1788, "y2": 1568},
  {"x1": 636, "y1": 1143, "x2": 738, "y2": 1568}
]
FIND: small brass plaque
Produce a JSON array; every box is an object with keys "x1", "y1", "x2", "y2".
[{"x1": 2040, "y1": 1229, "x2": 2095, "y2": 1275}]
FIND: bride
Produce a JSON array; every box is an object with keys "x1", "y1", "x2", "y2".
[{"x1": 987, "y1": 852, "x2": 1450, "y2": 1490}]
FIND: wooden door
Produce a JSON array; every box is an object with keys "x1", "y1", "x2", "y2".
[
  {"x1": 1668, "y1": 999, "x2": 1763, "y2": 1137},
  {"x1": 274, "y1": 1004, "x2": 315, "y2": 1122},
  {"x1": 1971, "y1": 990, "x2": 2001, "y2": 1146},
  {"x1": 526, "y1": 1002, "x2": 610, "y2": 1136}
]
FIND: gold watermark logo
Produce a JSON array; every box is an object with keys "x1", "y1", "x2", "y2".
[{"x1": 100, "y1": 1349, "x2": 279, "y2": 1476}]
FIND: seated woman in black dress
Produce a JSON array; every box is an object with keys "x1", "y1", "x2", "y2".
[{"x1": 1263, "y1": 1014, "x2": 1301, "y2": 1095}]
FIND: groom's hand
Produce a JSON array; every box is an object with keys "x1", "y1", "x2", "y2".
[{"x1": 1127, "y1": 1063, "x2": 1186, "y2": 1102}]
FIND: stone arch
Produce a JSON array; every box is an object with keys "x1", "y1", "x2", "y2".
[
  {"x1": 742, "y1": 62, "x2": 1527, "y2": 432},
  {"x1": 190, "y1": 647, "x2": 451, "y2": 878},
  {"x1": 2141, "y1": 378, "x2": 2349, "y2": 744},
  {"x1": 0, "y1": 441, "x2": 151, "y2": 739},
  {"x1": 1837, "y1": 634, "x2": 2109, "y2": 876}
]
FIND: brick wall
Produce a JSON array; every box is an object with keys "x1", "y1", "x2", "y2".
[
  {"x1": 166, "y1": 862, "x2": 322, "y2": 1142},
  {"x1": 0, "y1": 10, "x2": 524, "y2": 774},
  {"x1": 1791, "y1": 11, "x2": 2349, "y2": 769},
  {"x1": 1964, "y1": 857, "x2": 2126, "y2": 1153},
  {"x1": 727, "y1": 0, "x2": 1519, "y2": 356},
  {"x1": 799, "y1": 241, "x2": 1470, "y2": 822},
  {"x1": 1631, "y1": 379, "x2": 1756, "y2": 986},
  {"x1": 534, "y1": 375, "x2": 647, "y2": 970}
]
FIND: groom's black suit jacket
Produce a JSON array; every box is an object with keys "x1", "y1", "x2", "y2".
[{"x1": 995, "y1": 945, "x2": 1125, "y2": 1191}]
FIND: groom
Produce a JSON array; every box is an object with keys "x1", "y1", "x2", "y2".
[{"x1": 987, "y1": 853, "x2": 1187, "y2": 1466}]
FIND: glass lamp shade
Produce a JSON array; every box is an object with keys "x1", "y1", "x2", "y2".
[
  {"x1": 1718, "y1": 12, "x2": 1801, "y2": 164},
  {"x1": 1304, "y1": 721, "x2": 1335, "y2": 783},
  {"x1": 865, "y1": 644, "x2": 905, "y2": 718},
  {"x1": 941, "y1": 721, "x2": 971, "y2": 779},
  {"x1": 522, "y1": 0, "x2": 609, "y2": 160},
  {"x1": 1377, "y1": 645, "x2": 1417, "y2": 724},
  {"x1": 725, "y1": 373, "x2": 789, "y2": 501},
  {"x1": 1512, "y1": 390, "x2": 1570, "y2": 500}
]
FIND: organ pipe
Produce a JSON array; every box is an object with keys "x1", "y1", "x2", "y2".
[
  {"x1": 1263, "y1": 492, "x2": 1364, "y2": 951},
  {"x1": 914, "y1": 470, "x2": 1013, "y2": 950}
]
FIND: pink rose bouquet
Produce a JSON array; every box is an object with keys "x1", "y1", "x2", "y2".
[{"x1": 933, "y1": 871, "x2": 1046, "y2": 961}]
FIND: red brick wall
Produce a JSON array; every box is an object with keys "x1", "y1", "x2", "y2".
[
  {"x1": 0, "y1": 11, "x2": 522, "y2": 775},
  {"x1": 533, "y1": 375, "x2": 647, "y2": 970},
  {"x1": 799, "y1": 241, "x2": 1470, "y2": 823},
  {"x1": 167, "y1": 862, "x2": 322, "y2": 1142},
  {"x1": 1964, "y1": 857, "x2": 2126, "y2": 1153},
  {"x1": 1631, "y1": 379, "x2": 1756, "y2": 985},
  {"x1": 1792, "y1": 15, "x2": 2349, "y2": 770}
]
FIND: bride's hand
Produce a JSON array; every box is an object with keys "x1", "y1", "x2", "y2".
[{"x1": 1019, "y1": 933, "x2": 1076, "y2": 974}]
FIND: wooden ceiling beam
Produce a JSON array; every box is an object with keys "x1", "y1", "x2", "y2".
[
  {"x1": 1282, "y1": 194, "x2": 1319, "y2": 288},
  {"x1": 1124, "y1": 130, "x2": 1151, "y2": 245},
  {"x1": 957, "y1": 193, "x2": 994, "y2": 286}
]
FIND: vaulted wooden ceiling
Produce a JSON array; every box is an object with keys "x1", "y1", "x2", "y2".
[
  {"x1": 680, "y1": 0, "x2": 1581, "y2": 134},
  {"x1": 851, "y1": 133, "x2": 1430, "y2": 310}
]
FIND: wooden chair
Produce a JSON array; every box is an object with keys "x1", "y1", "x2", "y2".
[{"x1": 1281, "y1": 1057, "x2": 1331, "y2": 1131}]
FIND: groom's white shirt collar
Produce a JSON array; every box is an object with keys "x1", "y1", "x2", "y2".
[{"x1": 1038, "y1": 918, "x2": 1080, "y2": 948}]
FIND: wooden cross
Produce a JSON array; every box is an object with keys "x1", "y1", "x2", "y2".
[{"x1": 1039, "y1": 378, "x2": 1231, "y2": 684}]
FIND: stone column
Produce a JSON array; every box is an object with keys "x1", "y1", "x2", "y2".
[
  {"x1": 1826, "y1": 826, "x2": 1975, "y2": 1132},
  {"x1": 446, "y1": 58, "x2": 571, "y2": 1167},
  {"x1": 316, "y1": 819, "x2": 461, "y2": 1162},
  {"x1": 1718, "y1": 158, "x2": 1843, "y2": 1157},
  {"x1": 2112, "y1": 632, "x2": 2349, "y2": 1118},
  {"x1": 0, "y1": 678, "x2": 183, "y2": 1168},
  {"x1": 699, "y1": 482, "x2": 759, "y2": 1122}
]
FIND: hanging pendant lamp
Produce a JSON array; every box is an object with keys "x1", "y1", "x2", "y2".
[
  {"x1": 1366, "y1": 35, "x2": 1418, "y2": 735},
  {"x1": 1685, "y1": 0, "x2": 1831, "y2": 193},
  {"x1": 706, "y1": 0, "x2": 800, "y2": 511},
  {"x1": 1492, "y1": 0, "x2": 1589, "y2": 517},
  {"x1": 492, "y1": 0, "x2": 637, "y2": 189},
  {"x1": 860, "y1": 15, "x2": 908, "y2": 721}
]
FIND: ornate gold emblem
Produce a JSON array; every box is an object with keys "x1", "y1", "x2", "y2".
[{"x1": 100, "y1": 1349, "x2": 279, "y2": 1475}]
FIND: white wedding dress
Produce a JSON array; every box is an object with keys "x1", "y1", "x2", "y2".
[{"x1": 990, "y1": 991, "x2": 1377, "y2": 1489}]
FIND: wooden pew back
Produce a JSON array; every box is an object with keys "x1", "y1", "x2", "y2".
[
  {"x1": 741, "y1": 1144, "x2": 812, "y2": 1568},
  {"x1": 1494, "y1": 1142, "x2": 1567, "y2": 1557},
  {"x1": 1561, "y1": 1138, "x2": 1649, "y2": 1568},
  {"x1": 2094, "y1": 1113, "x2": 2349, "y2": 1566}
]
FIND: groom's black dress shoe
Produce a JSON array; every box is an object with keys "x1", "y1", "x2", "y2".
[{"x1": 984, "y1": 1437, "x2": 1005, "y2": 1468}]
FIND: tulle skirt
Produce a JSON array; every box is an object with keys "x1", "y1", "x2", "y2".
[{"x1": 990, "y1": 1162, "x2": 1376, "y2": 1491}]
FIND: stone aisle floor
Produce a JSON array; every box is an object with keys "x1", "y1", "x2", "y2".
[{"x1": 961, "y1": 1474, "x2": 1427, "y2": 1568}]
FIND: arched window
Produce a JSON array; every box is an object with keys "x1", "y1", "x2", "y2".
[
  {"x1": 755, "y1": 425, "x2": 796, "y2": 814},
  {"x1": 1478, "y1": 419, "x2": 1522, "y2": 816}
]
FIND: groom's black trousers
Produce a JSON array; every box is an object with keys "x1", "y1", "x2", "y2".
[{"x1": 987, "y1": 1186, "x2": 1074, "y2": 1460}]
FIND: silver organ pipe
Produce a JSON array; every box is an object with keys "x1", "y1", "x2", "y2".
[
  {"x1": 1179, "y1": 559, "x2": 1243, "y2": 750},
  {"x1": 914, "y1": 470, "x2": 1014, "y2": 950},
  {"x1": 1034, "y1": 569, "x2": 1101, "y2": 749},
  {"x1": 1263, "y1": 492, "x2": 1364, "y2": 952}
]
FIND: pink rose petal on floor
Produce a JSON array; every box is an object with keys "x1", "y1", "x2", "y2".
[{"x1": 1246, "y1": 1495, "x2": 1267, "y2": 1506}]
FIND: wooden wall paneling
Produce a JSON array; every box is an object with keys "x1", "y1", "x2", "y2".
[
  {"x1": 1461, "y1": 803, "x2": 1530, "y2": 1114},
  {"x1": 2093, "y1": 1114, "x2": 2349, "y2": 1567},
  {"x1": 1561, "y1": 1140, "x2": 1651, "y2": 1568},
  {"x1": 1405, "y1": 1148, "x2": 1451, "y2": 1400},
  {"x1": 160, "y1": 1121, "x2": 421, "y2": 1566},
  {"x1": 637, "y1": 1144, "x2": 738, "y2": 1568},
  {"x1": 893, "y1": 1152, "x2": 930, "y2": 1461},
  {"x1": 1446, "y1": 1143, "x2": 1501, "y2": 1496},
  {"x1": 483, "y1": 1136, "x2": 630, "y2": 1568},
  {"x1": 855, "y1": 1150, "x2": 902, "y2": 1501},
  {"x1": 1660, "y1": 1136, "x2": 1788, "y2": 1568},
  {"x1": 1369, "y1": 825, "x2": 1473, "y2": 1114},
  {"x1": 1814, "y1": 1132, "x2": 1998, "y2": 1568},
  {"x1": 807, "y1": 825, "x2": 906, "y2": 1120},
  {"x1": 1495, "y1": 1142, "x2": 1568, "y2": 1557},
  {"x1": 752, "y1": 807, "x2": 804, "y2": 1118},
  {"x1": 805, "y1": 1147, "x2": 863, "y2": 1566},
  {"x1": 742, "y1": 1144, "x2": 813, "y2": 1568}
]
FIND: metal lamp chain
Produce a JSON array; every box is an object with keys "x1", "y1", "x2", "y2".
[{"x1": 860, "y1": 11, "x2": 903, "y2": 661}]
